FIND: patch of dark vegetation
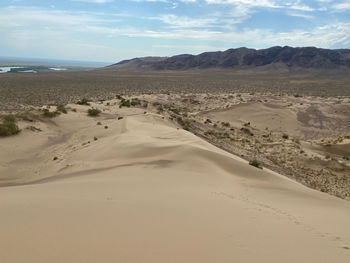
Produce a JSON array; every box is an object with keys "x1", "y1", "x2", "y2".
[
  {"x1": 118, "y1": 116, "x2": 124, "y2": 120},
  {"x1": 77, "y1": 98, "x2": 90, "y2": 105},
  {"x1": 249, "y1": 159, "x2": 262, "y2": 169},
  {"x1": 56, "y1": 104, "x2": 67, "y2": 114},
  {"x1": 176, "y1": 116, "x2": 191, "y2": 131},
  {"x1": 204, "y1": 130, "x2": 230, "y2": 139},
  {"x1": 0, "y1": 115, "x2": 20, "y2": 136},
  {"x1": 221, "y1": 122, "x2": 230, "y2": 127},
  {"x1": 240, "y1": 127, "x2": 254, "y2": 136},
  {"x1": 282, "y1": 134, "x2": 289, "y2": 139},
  {"x1": 87, "y1": 108, "x2": 101, "y2": 116},
  {"x1": 119, "y1": 99, "x2": 131, "y2": 108},
  {"x1": 43, "y1": 109, "x2": 60, "y2": 118}
]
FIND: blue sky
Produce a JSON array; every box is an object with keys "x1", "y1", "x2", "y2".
[{"x1": 1, "y1": 0, "x2": 349, "y2": 62}]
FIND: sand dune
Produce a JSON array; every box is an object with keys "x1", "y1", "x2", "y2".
[{"x1": 1, "y1": 108, "x2": 350, "y2": 262}]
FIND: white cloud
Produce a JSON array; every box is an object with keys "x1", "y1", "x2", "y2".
[
  {"x1": 287, "y1": 12, "x2": 314, "y2": 19},
  {"x1": 205, "y1": 0, "x2": 280, "y2": 8},
  {"x1": 332, "y1": 2, "x2": 350, "y2": 11},
  {"x1": 156, "y1": 14, "x2": 219, "y2": 28},
  {"x1": 72, "y1": 0, "x2": 114, "y2": 3}
]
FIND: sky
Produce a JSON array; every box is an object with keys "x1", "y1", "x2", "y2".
[{"x1": 0, "y1": 0, "x2": 350, "y2": 63}]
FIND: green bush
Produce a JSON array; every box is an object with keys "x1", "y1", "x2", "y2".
[
  {"x1": 56, "y1": 104, "x2": 67, "y2": 114},
  {"x1": 130, "y1": 98, "x2": 141, "y2": 106},
  {"x1": 0, "y1": 115, "x2": 20, "y2": 136},
  {"x1": 87, "y1": 108, "x2": 101, "y2": 116},
  {"x1": 76, "y1": 98, "x2": 90, "y2": 105},
  {"x1": 119, "y1": 99, "x2": 131, "y2": 108},
  {"x1": 249, "y1": 160, "x2": 262, "y2": 169},
  {"x1": 43, "y1": 109, "x2": 61, "y2": 118}
]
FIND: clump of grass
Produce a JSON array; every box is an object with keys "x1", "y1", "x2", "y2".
[
  {"x1": 170, "y1": 108, "x2": 180, "y2": 115},
  {"x1": 87, "y1": 108, "x2": 101, "y2": 116},
  {"x1": 282, "y1": 134, "x2": 289, "y2": 139},
  {"x1": 119, "y1": 99, "x2": 131, "y2": 108},
  {"x1": 76, "y1": 98, "x2": 90, "y2": 105},
  {"x1": 97, "y1": 121, "x2": 102, "y2": 125},
  {"x1": 221, "y1": 122, "x2": 230, "y2": 127},
  {"x1": 176, "y1": 116, "x2": 191, "y2": 131},
  {"x1": 53, "y1": 156, "x2": 58, "y2": 161},
  {"x1": 43, "y1": 109, "x2": 60, "y2": 118},
  {"x1": 249, "y1": 160, "x2": 262, "y2": 169},
  {"x1": 94, "y1": 136, "x2": 98, "y2": 141},
  {"x1": 130, "y1": 98, "x2": 141, "y2": 106},
  {"x1": 240, "y1": 127, "x2": 254, "y2": 136},
  {"x1": 116, "y1": 94, "x2": 124, "y2": 100},
  {"x1": 56, "y1": 104, "x2": 67, "y2": 114},
  {"x1": 204, "y1": 130, "x2": 230, "y2": 139},
  {"x1": 0, "y1": 115, "x2": 20, "y2": 136}
]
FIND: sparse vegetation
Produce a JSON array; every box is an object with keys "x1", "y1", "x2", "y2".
[
  {"x1": 56, "y1": 104, "x2": 67, "y2": 114},
  {"x1": 76, "y1": 98, "x2": 90, "y2": 105},
  {"x1": 43, "y1": 109, "x2": 60, "y2": 118},
  {"x1": 249, "y1": 160, "x2": 262, "y2": 169},
  {"x1": 176, "y1": 116, "x2": 191, "y2": 131},
  {"x1": 0, "y1": 115, "x2": 20, "y2": 136},
  {"x1": 282, "y1": 134, "x2": 289, "y2": 139},
  {"x1": 87, "y1": 108, "x2": 101, "y2": 116}
]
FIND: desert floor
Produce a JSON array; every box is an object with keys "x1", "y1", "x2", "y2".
[{"x1": 1, "y1": 100, "x2": 350, "y2": 262}]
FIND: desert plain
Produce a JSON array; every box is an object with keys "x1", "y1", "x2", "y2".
[{"x1": 0, "y1": 70, "x2": 350, "y2": 262}]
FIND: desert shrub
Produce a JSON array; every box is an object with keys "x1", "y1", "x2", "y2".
[
  {"x1": 0, "y1": 115, "x2": 20, "y2": 136},
  {"x1": 282, "y1": 134, "x2": 289, "y2": 139},
  {"x1": 170, "y1": 108, "x2": 180, "y2": 115},
  {"x1": 222, "y1": 122, "x2": 230, "y2": 127},
  {"x1": 94, "y1": 136, "x2": 98, "y2": 141},
  {"x1": 97, "y1": 121, "x2": 102, "y2": 125},
  {"x1": 104, "y1": 126, "x2": 108, "y2": 129},
  {"x1": 56, "y1": 104, "x2": 67, "y2": 114},
  {"x1": 205, "y1": 119, "x2": 212, "y2": 124},
  {"x1": 240, "y1": 127, "x2": 254, "y2": 136},
  {"x1": 87, "y1": 108, "x2": 101, "y2": 116},
  {"x1": 130, "y1": 98, "x2": 141, "y2": 106},
  {"x1": 116, "y1": 94, "x2": 124, "y2": 100},
  {"x1": 176, "y1": 117, "x2": 190, "y2": 131},
  {"x1": 249, "y1": 160, "x2": 262, "y2": 169},
  {"x1": 53, "y1": 156, "x2": 58, "y2": 161},
  {"x1": 77, "y1": 98, "x2": 90, "y2": 105},
  {"x1": 43, "y1": 109, "x2": 60, "y2": 118},
  {"x1": 119, "y1": 99, "x2": 131, "y2": 108},
  {"x1": 118, "y1": 116, "x2": 123, "y2": 120}
]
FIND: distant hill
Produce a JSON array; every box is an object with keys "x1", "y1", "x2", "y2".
[{"x1": 105, "y1": 46, "x2": 350, "y2": 71}]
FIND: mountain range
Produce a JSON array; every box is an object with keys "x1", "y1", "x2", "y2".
[{"x1": 106, "y1": 46, "x2": 350, "y2": 71}]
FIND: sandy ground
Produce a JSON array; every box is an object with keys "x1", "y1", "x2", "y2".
[{"x1": 1, "y1": 105, "x2": 350, "y2": 262}]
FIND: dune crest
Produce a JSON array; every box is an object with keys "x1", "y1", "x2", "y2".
[{"x1": 1, "y1": 107, "x2": 350, "y2": 263}]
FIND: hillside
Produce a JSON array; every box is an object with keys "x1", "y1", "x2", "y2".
[{"x1": 106, "y1": 46, "x2": 350, "y2": 71}]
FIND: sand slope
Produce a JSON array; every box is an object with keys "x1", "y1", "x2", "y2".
[{"x1": 1, "y1": 109, "x2": 350, "y2": 262}]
